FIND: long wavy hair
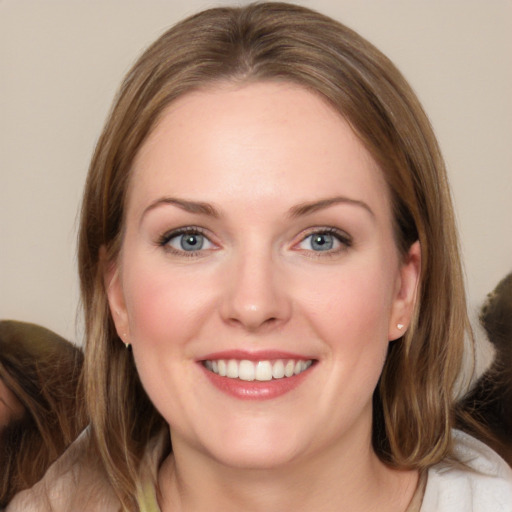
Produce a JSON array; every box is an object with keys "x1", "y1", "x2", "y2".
[
  {"x1": 0, "y1": 320, "x2": 86, "y2": 507},
  {"x1": 78, "y1": 3, "x2": 472, "y2": 509}
]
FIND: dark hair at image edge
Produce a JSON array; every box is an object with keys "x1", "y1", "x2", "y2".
[
  {"x1": 0, "y1": 321, "x2": 86, "y2": 506},
  {"x1": 78, "y1": 3, "x2": 473, "y2": 508}
]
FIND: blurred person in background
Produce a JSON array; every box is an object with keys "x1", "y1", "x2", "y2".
[{"x1": 0, "y1": 320, "x2": 86, "y2": 507}]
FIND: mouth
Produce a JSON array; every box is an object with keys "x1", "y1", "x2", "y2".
[
  {"x1": 199, "y1": 350, "x2": 317, "y2": 400},
  {"x1": 202, "y1": 358, "x2": 314, "y2": 382}
]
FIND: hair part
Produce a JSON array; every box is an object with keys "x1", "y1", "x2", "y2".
[{"x1": 78, "y1": 3, "x2": 472, "y2": 508}]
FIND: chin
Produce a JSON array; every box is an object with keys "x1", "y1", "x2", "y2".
[
  {"x1": 195, "y1": 417, "x2": 310, "y2": 470},
  {"x1": 210, "y1": 441, "x2": 304, "y2": 471}
]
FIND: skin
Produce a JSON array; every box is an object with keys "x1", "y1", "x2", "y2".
[
  {"x1": 107, "y1": 82, "x2": 421, "y2": 511},
  {"x1": 0, "y1": 377, "x2": 25, "y2": 430}
]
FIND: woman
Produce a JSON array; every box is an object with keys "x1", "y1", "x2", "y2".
[
  {"x1": 0, "y1": 320, "x2": 86, "y2": 507},
  {"x1": 7, "y1": 3, "x2": 512, "y2": 511}
]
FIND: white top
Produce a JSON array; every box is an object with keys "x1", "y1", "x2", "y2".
[
  {"x1": 420, "y1": 430, "x2": 512, "y2": 511},
  {"x1": 5, "y1": 429, "x2": 512, "y2": 511}
]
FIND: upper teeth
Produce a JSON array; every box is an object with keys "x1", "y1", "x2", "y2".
[{"x1": 204, "y1": 359, "x2": 313, "y2": 381}]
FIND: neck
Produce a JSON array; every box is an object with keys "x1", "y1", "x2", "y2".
[{"x1": 157, "y1": 425, "x2": 418, "y2": 512}]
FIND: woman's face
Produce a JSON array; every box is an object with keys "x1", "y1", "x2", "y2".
[{"x1": 107, "y1": 82, "x2": 420, "y2": 469}]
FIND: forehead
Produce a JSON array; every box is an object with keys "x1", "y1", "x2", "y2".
[{"x1": 128, "y1": 81, "x2": 391, "y2": 220}]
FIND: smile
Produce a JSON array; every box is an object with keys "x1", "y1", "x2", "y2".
[{"x1": 203, "y1": 359, "x2": 313, "y2": 381}]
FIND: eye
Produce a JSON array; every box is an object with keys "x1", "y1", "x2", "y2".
[
  {"x1": 297, "y1": 228, "x2": 351, "y2": 253},
  {"x1": 159, "y1": 227, "x2": 215, "y2": 254}
]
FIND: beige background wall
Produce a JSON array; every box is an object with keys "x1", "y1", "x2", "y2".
[{"x1": 1, "y1": 1, "x2": 511, "y2": 351}]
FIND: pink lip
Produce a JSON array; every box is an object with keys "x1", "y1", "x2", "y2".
[{"x1": 198, "y1": 350, "x2": 316, "y2": 401}]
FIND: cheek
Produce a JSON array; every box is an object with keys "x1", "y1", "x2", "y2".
[
  {"x1": 302, "y1": 259, "x2": 397, "y2": 349},
  {"x1": 298, "y1": 253, "x2": 399, "y2": 410},
  {"x1": 121, "y1": 258, "x2": 217, "y2": 418},
  {"x1": 123, "y1": 257, "x2": 217, "y2": 350},
  {"x1": 289, "y1": 259, "x2": 398, "y2": 435}
]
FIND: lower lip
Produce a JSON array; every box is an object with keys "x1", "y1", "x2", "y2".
[{"x1": 200, "y1": 364, "x2": 314, "y2": 400}]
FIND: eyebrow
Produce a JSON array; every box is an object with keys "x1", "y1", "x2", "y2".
[
  {"x1": 141, "y1": 197, "x2": 221, "y2": 223},
  {"x1": 288, "y1": 196, "x2": 374, "y2": 218},
  {"x1": 141, "y1": 195, "x2": 374, "y2": 223}
]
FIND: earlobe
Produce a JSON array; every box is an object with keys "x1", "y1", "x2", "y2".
[
  {"x1": 389, "y1": 241, "x2": 421, "y2": 341},
  {"x1": 101, "y1": 246, "x2": 130, "y2": 344}
]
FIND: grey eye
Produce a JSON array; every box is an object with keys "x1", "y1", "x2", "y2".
[
  {"x1": 180, "y1": 233, "x2": 205, "y2": 251},
  {"x1": 299, "y1": 232, "x2": 340, "y2": 252},
  {"x1": 310, "y1": 233, "x2": 334, "y2": 251},
  {"x1": 166, "y1": 231, "x2": 213, "y2": 252}
]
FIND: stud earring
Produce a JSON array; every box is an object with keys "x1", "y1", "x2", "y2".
[
  {"x1": 397, "y1": 323, "x2": 404, "y2": 330},
  {"x1": 122, "y1": 333, "x2": 131, "y2": 349}
]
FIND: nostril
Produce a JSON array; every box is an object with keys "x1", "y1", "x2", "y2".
[{"x1": 225, "y1": 313, "x2": 281, "y2": 332}]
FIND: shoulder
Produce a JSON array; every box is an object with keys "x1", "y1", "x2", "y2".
[
  {"x1": 421, "y1": 430, "x2": 512, "y2": 512},
  {"x1": 6, "y1": 429, "x2": 122, "y2": 512}
]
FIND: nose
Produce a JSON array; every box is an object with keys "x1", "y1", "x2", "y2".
[{"x1": 220, "y1": 249, "x2": 292, "y2": 332}]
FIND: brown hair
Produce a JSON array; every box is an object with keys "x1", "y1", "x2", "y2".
[
  {"x1": 78, "y1": 3, "x2": 471, "y2": 508},
  {"x1": 456, "y1": 272, "x2": 512, "y2": 466},
  {"x1": 0, "y1": 320, "x2": 86, "y2": 507}
]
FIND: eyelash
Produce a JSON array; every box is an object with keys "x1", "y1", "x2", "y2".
[
  {"x1": 157, "y1": 226, "x2": 214, "y2": 257},
  {"x1": 296, "y1": 227, "x2": 352, "y2": 257},
  {"x1": 156, "y1": 226, "x2": 352, "y2": 257}
]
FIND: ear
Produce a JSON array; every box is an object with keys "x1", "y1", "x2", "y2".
[
  {"x1": 388, "y1": 241, "x2": 421, "y2": 341},
  {"x1": 101, "y1": 246, "x2": 130, "y2": 345}
]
